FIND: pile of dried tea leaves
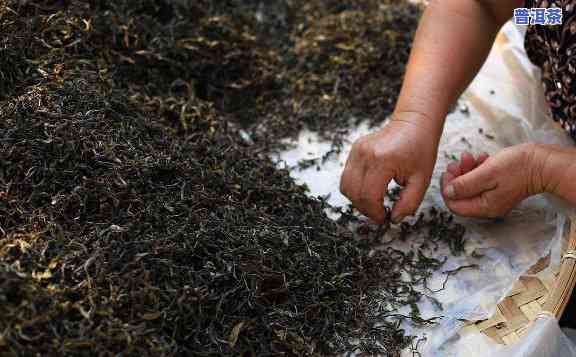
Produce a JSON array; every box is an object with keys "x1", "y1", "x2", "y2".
[{"x1": 0, "y1": 1, "x2": 471, "y2": 356}]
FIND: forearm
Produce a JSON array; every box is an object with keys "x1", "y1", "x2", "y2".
[{"x1": 394, "y1": 0, "x2": 513, "y2": 137}]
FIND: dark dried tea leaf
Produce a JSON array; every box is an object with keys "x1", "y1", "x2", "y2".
[{"x1": 0, "y1": 1, "x2": 474, "y2": 357}]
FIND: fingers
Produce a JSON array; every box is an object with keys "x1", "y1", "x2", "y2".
[
  {"x1": 442, "y1": 152, "x2": 500, "y2": 217},
  {"x1": 444, "y1": 192, "x2": 492, "y2": 218},
  {"x1": 391, "y1": 175, "x2": 427, "y2": 223},
  {"x1": 447, "y1": 152, "x2": 489, "y2": 175},
  {"x1": 444, "y1": 152, "x2": 491, "y2": 187},
  {"x1": 357, "y1": 169, "x2": 393, "y2": 223},
  {"x1": 442, "y1": 171, "x2": 456, "y2": 190},
  {"x1": 443, "y1": 162, "x2": 496, "y2": 200},
  {"x1": 446, "y1": 152, "x2": 487, "y2": 179},
  {"x1": 447, "y1": 162, "x2": 461, "y2": 176},
  {"x1": 460, "y1": 152, "x2": 476, "y2": 174},
  {"x1": 442, "y1": 167, "x2": 495, "y2": 218},
  {"x1": 477, "y1": 152, "x2": 490, "y2": 165},
  {"x1": 340, "y1": 148, "x2": 392, "y2": 224},
  {"x1": 340, "y1": 151, "x2": 366, "y2": 209}
]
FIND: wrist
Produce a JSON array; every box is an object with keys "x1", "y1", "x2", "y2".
[
  {"x1": 390, "y1": 109, "x2": 445, "y2": 140},
  {"x1": 526, "y1": 143, "x2": 551, "y2": 195},
  {"x1": 530, "y1": 143, "x2": 576, "y2": 198}
]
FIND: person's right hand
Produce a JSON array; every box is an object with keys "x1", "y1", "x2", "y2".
[{"x1": 339, "y1": 111, "x2": 441, "y2": 224}]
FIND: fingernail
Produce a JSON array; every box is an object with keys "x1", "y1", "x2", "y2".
[
  {"x1": 391, "y1": 214, "x2": 404, "y2": 224},
  {"x1": 445, "y1": 184, "x2": 455, "y2": 199}
]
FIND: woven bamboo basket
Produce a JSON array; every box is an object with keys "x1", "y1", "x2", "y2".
[{"x1": 459, "y1": 216, "x2": 576, "y2": 345}]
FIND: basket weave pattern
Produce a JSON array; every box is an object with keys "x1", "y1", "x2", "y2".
[{"x1": 460, "y1": 218, "x2": 576, "y2": 345}]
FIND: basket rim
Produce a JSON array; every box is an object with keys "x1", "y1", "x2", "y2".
[
  {"x1": 460, "y1": 215, "x2": 576, "y2": 345},
  {"x1": 541, "y1": 215, "x2": 576, "y2": 318}
]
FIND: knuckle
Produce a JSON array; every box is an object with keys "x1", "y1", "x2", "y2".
[
  {"x1": 356, "y1": 206, "x2": 374, "y2": 221},
  {"x1": 355, "y1": 140, "x2": 374, "y2": 158},
  {"x1": 479, "y1": 195, "x2": 496, "y2": 217},
  {"x1": 358, "y1": 189, "x2": 371, "y2": 203},
  {"x1": 398, "y1": 202, "x2": 418, "y2": 217},
  {"x1": 446, "y1": 202, "x2": 460, "y2": 216},
  {"x1": 406, "y1": 204, "x2": 419, "y2": 216},
  {"x1": 451, "y1": 179, "x2": 463, "y2": 195}
]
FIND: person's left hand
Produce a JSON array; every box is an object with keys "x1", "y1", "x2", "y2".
[{"x1": 441, "y1": 143, "x2": 543, "y2": 218}]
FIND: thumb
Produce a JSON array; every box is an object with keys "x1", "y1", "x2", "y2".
[
  {"x1": 391, "y1": 176, "x2": 427, "y2": 223},
  {"x1": 444, "y1": 165, "x2": 495, "y2": 200}
]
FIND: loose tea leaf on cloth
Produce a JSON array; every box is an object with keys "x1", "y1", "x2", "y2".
[{"x1": 0, "y1": 1, "x2": 473, "y2": 356}]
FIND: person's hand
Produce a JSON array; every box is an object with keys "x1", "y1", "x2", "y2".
[
  {"x1": 441, "y1": 143, "x2": 543, "y2": 218},
  {"x1": 340, "y1": 111, "x2": 441, "y2": 224}
]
